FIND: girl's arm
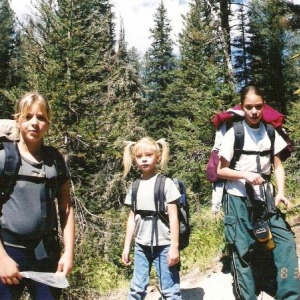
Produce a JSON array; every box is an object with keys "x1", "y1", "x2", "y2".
[
  {"x1": 57, "y1": 180, "x2": 75, "y2": 276},
  {"x1": 122, "y1": 210, "x2": 135, "y2": 265},
  {"x1": 217, "y1": 157, "x2": 265, "y2": 185},
  {"x1": 167, "y1": 201, "x2": 180, "y2": 266},
  {"x1": 273, "y1": 155, "x2": 289, "y2": 208},
  {"x1": 0, "y1": 241, "x2": 22, "y2": 284}
]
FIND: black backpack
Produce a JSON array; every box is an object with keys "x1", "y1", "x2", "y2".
[{"x1": 131, "y1": 174, "x2": 190, "y2": 250}]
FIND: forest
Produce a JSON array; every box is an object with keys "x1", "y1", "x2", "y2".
[{"x1": 1, "y1": 0, "x2": 300, "y2": 298}]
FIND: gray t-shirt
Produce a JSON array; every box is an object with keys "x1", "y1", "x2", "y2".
[
  {"x1": 0, "y1": 145, "x2": 69, "y2": 242},
  {"x1": 125, "y1": 174, "x2": 181, "y2": 246}
]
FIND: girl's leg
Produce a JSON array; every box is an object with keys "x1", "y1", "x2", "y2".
[
  {"x1": 270, "y1": 213, "x2": 300, "y2": 300},
  {"x1": 153, "y1": 245, "x2": 181, "y2": 300},
  {"x1": 223, "y1": 194, "x2": 257, "y2": 300},
  {"x1": 27, "y1": 280, "x2": 61, "y2": 300},
  {"x1": 128, "y1": 243, "x2": 151, "y2": 300}
]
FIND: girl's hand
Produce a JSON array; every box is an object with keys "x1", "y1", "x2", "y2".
[
  {"x1": 245, "y1": 172, "x2": 265, "y2": 185},
  {"x1": 275, "y1": 194, "x2": 290, "y2": 209},
  {"x1": 56, "y1": 252, "x2": 73, "y2": 276},
  {"x1": 167, "y1": 246, "x2": 180, "y2": 266},
  {"x1": 0, "y1": 254, "x2": 22, "y2": 285},
  {"x1": 122, "y1": 249, "x2": 132, "y2": 266}
]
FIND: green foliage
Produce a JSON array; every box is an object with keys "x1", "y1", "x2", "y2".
[
  {"x1": 180, "y1": 208, "x2": 226, "y2": 272},
  {"x1": 283, "y1": 99, "x2": 300, "y2": 200},
  {"x1": 67, "y1": 207, "x2": 132, "y2": 297},
  {"x1": 0, "y1": 0, "x2": 16, "y2": 117}
]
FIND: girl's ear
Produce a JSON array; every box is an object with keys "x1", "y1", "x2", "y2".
[{"x1": 157, "y1": 153, "x2": 161, "y2": 162}]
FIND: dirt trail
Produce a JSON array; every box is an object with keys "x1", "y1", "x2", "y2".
[{"x1": 105, "y1": 217, "x2": 300, "y2": 300}]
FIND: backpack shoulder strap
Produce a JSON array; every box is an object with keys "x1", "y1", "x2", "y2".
[
  {"x1": 231, "y1": 121, "x2": 245, "y2": 169},
  {"x1": 265, "y1": 123, "x2": 275, "y2": 159},
  {"x1": 131, "y1": 179, "x2": 140, "y2": 213},
  {"x1": 0, "y1": 142, "x2": 21, "y2": 204},
  {"x1": 154, "y1": 174, "x2": 167, "y2": 212},
  {"x1": 43, "y1": 146, "x2": 67, "y2": 179}
]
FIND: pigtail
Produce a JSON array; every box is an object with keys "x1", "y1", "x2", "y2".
[
  {"x1": 156, "y1": 138, "x2": 169, "y2": 172},
  {"x1": 123, "y1": 141, "x2": 136, "y2": 178}
]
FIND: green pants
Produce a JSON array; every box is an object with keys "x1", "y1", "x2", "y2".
[{"x1": 223, "y1": 193, "x2": 300, "y2": 300}]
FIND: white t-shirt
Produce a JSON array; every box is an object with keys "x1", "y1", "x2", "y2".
[
  {"x1": 125, "y1": 174, "x2": 181, "y2": 246},
  {"x1": 219, "y1": 121, "x2": 287, "y2": 198}
]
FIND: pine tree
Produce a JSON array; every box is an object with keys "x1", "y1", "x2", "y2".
[
  {"x1": 231, "y1": 2, "x2": 252, "y2": 88},
  {"x1": 164, "y1": 0, "x2": 235, "y2": 208},
  {"x1": 246, "y1": 0, "x2": 292, "y2": 113},
  {"x1": 0, "y1": 0, "x2": 15, "y2": 117},
  {"x1": 142, "y1": 0, "x2": 177, "y2": 139}
]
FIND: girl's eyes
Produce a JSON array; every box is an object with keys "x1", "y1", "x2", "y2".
[
  {"x1": 25, "y1": 114, "x2": 47, "y2": 121},
  {"x1": 136, "y1": 153, "x2": 153, "y2": 158}
]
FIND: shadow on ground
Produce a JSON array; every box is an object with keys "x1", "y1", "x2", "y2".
[{"x1": 181, "y1": 287, "x2": 204, "y2": 299}]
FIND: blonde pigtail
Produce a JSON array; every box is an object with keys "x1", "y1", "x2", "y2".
[
  {"x1": 156, "y1": 138, "x2": 170, "y2": 172},
  {"x1": 123, "y1": 141, "x2": 136, "y2": 178}
]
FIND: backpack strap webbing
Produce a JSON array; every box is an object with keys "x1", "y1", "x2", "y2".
[
  {"x1": 265, "y1": 123, "x2": 275, "y2": 164},
  {"x1": 0, "y1": 142, "x2": 21, "y2": 205},
  {"x1": 231, "y1": 121, "x2": 245, "y2": 169},
  {"x1": 131, "y1": 179, "x2": 140, "y2": 213},
  {"x1": 154, "y1": 174, "x2": 167, "y2": 213}
]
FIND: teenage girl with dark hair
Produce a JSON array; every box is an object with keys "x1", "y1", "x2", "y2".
[{"x1": 218, "y1": 86, "x2": 299, "y2": 299}]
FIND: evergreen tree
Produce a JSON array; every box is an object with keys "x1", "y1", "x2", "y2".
[
  {"x1": 231, "y1": 2, "x2": 252, "y2": 88},
  {"x1": 164, "y1": 0, "x2": 235, "y2": 208},
  {"x1": 246, "y1": 0, "x2": 292, "y2": 113},
  {"x1": 0, "y1": 0, "x2": 15, "y2": 117},
  {"x1": 142, "y1": 0, "x2": 177, "y2": 139}
]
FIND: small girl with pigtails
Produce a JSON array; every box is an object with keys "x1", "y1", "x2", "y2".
[{"x1": 121, "y1": 137, "x2": 182, "y2": 300}]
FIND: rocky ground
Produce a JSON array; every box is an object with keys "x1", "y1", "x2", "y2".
[{"x1": 104, "y1": 216, "x2": 300, "y2": 300}]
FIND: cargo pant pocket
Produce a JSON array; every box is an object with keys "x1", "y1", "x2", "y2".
[{"x1": 224, "y1": 215, "x2": 237, "y2": 244}]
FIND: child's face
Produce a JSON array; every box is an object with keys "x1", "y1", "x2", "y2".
[
  {"x1": 134, "y1": 149, "x2": 159, "y2": 175},
  {"x1": 242, "y1": 92, "x2": 264, "y2": 128},
  {"x1": 18, "y1": 103, "x2": 50, "y2": 144}
]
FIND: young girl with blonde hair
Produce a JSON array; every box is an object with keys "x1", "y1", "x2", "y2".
[
  {"x1": 0, "y1": 92, "x2": 75, "y2": 299},
  {"x1": 122, "y1": 137, "x2": 182, "y2": 300}
]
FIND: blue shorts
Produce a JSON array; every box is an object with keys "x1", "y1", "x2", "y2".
[{"x1": 0, "y1": 245, "x2": 61, "y2": 300}]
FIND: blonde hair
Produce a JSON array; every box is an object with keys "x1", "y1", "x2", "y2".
[
  {"x1": 123, "y1": 137, "x2": 170, "y2": 177},
  {"x1": 14, "y1": 92, "x2": 51, "y2": 123}
]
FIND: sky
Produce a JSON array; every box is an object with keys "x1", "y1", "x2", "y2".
[
  {"x1": 10, "y1": 0, "x2": 300, "y2": 55},
  {"x1": 10, "y1": 0, "x2": 191, "y2": 55}
]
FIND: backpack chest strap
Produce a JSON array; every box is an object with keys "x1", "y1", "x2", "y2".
[{"x1": 238, "y1": 149, "x2": 271, "y2": 156}]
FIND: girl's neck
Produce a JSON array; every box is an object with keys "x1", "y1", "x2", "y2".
[
  {"x1": 18, "y1": 140, "x2": 43, "y2": 163},
  {"x1": 141, "y1": 170, "x2": 158, "y2": 180}
]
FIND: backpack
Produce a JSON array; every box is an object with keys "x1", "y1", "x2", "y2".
[
  {"x1": 0, "y1": 119, "x2": 67, "y2": 209},
  {"x1": 131, "y1": 174, "x2": 190, "y2": 250},
  {"x1": 206, "y1": 104, "x2": 294, "y2": 183}
]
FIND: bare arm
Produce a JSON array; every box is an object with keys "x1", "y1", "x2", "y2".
[
  {"x1": 0, "y1": 239, "x2": 22, "y2": 285},
  {"x1": 122, "y1": 210, "x2": 135, "y2": 265},
  {"x1": 217, "y1": 157, "x2": 265, "y2": 185},
  {"x1": 273, "y1": 155, "x2": 289, "y2": 208},
  {"x1": 167, "y1": 201, "x2": 180, "y2": 266},
  {"x1": 57, "y1": 180, "x2": 75, "y2": 276}
]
